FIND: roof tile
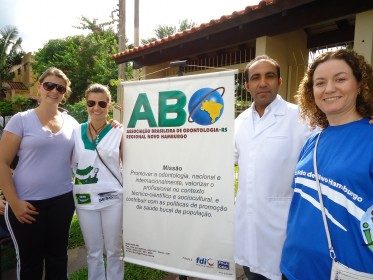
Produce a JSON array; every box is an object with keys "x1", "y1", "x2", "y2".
[
  {"x1": 113, "y1": 0, "x2": 275, "y2": 60},
  {"x1": 4, "y1": 81, "x2": 28, "y2": 90}
]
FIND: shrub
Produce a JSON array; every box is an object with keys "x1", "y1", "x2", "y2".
[
  {"x1": 0, "y1": 96, "x2": 37, "y2": 117},
  {"x1": 64, "y1": 100, "x2": 88, "y2": 124},
  {"x1": 0, "y1": 99, "x2": 13, "y2": 116},
  {"x1": 11, "y1": 96, "x2": 37, "y2": 113}
]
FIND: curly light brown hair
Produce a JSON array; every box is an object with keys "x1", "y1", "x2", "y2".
[{"x1": 296, "y1": 49, "x2": 373, "y2": 128}]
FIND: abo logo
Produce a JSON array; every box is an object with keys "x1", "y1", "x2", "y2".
[{"x1": 128, "y1": 87, "x2": 225, "y2": 128}]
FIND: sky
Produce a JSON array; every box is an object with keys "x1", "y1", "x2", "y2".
[{"x1": 0, "y1": 0, "x2": 260, "y2": 53}]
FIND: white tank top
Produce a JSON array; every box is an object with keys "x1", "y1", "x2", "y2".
[{"x1": 72, "y1": 123, "x2": 123, "y2": 210}]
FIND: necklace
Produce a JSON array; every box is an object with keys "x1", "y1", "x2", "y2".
[
  {"x1": 89, "y1": 122, "x2": 107, "y2": 143},
  {"x1": 90, "y1": 122, "x2": 107, "y2": 134}
]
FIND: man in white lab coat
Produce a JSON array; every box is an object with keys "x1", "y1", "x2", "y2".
[{"x1": 234, "y1": 55, "x2": 312, "y2": 280}]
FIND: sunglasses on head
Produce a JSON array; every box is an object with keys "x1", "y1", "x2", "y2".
[
  {"x1": 42, "y1": 82, "x2": 66, "y2": 94},
  {"x1": 86, "y1": 100, "x2": 108, "y2": 108}
]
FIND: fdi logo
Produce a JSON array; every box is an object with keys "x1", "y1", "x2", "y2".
[
  {"x1": 128, "y1": 87, "x2": 225, "y2": 128},
  {"x1": 196, "y1": 257, "x2": 215, "y2": 268}
]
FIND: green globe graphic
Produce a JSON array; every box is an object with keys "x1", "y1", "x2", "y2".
[{"x1": 188, "y1": 87, "x2": 225, "y2": 125}]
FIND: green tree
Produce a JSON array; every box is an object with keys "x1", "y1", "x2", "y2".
[
  {"x1": 155, "y1": 25, "x2": 176, "y2": 39},
  {"x1": 178, "y1": 19, "x2": 196, "y2": 32},
  {"x1": 74, "y1": 16, "x2": 115, "y2": 33},
  {"x1": 141, "y1": 18, "x2": 195, "y2": 45},
  {"x1": 0, "y1": 25, "x2": 24, "y2": 98},
  {"x1": 33, "y1": 18, "x2": 119, "y2": 104}
]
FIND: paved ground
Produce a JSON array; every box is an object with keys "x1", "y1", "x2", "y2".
[{"x1": 2, "y1": 246, "x2": 246, "y2": 280}]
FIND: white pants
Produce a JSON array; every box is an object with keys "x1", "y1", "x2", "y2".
[{"x1": 77, "y1": 202, "x2": 124, "y2": 280}]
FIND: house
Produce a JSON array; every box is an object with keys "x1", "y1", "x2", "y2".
[
  {"x1": 112, "y1": 0, "x2": 373, "y2": 119},
  {"x1": 2, "y1": 52, "x2": 39, "y2": 101}
]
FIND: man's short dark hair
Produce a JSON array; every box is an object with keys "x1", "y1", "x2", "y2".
[{"x1": 244, "y1": 55, "x2": 281, "y2": 82}]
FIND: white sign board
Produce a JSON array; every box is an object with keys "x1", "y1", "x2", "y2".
[{"x1": 122, "y1": 70, "x2": 237, "y2": 280}]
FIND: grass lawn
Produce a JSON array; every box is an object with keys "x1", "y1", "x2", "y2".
[{"x1": 68, "y1": 213, "x2": 85, "y2": 249}]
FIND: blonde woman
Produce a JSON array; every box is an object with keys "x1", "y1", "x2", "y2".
[
  {"x1": 0, "y1": 67, "x2": 78, "y2": 279},
  {"x1": 72, "y1": 84, "x2": 124, "y2": 280}
]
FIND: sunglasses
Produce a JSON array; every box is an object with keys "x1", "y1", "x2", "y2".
[
  {"x1": 42, "y1": 82, "x2": 66, "y2": 94},
  {"x1": 86, "y1": 100, "x2": 108, "y2": 108}
]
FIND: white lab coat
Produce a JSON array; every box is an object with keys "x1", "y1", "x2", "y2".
[{"x1": 234, "y1": 95, "x2": 312, "y2": 280}]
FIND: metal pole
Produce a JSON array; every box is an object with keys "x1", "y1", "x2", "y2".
[
  {"x1": 134, "y1": 0, "x2": 139, "y2": 47},
  {"x1": 118, "y1": 0, "x2": 126, "y2": 80},
  {"x1": 116, "y1": 0, "x2": 126, "y2": 122}
]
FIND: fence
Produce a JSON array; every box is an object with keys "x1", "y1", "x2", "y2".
[{"x1": 183, "y1": 47, "x2": 255, "y2": 116}]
